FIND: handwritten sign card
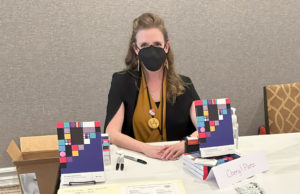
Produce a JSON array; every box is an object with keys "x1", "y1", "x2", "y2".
[{"x1": 206, "y1": 151, "x2": 269, "y2": 188}]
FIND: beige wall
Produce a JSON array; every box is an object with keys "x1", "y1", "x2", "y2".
[{"x1": 1, "y1": 0, "x2": 299, "y2": 167}]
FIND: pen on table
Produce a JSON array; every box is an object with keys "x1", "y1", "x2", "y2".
[
  {"x1": 116, "y1": 156, "x2": 121, "y2": 170},
  {"x1": 120, "y1": 156, "x2": 124, "y2": 171},
  {"x1": 124, "y1": 155, "x2": 147, "y2": 164}
]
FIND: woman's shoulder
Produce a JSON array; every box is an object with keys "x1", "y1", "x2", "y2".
[
  {"x1": 178, "y1": 74, "x2": 200, "y2": 100},
  {"x1": 110, "y1": 70, "x2": 140, "y2": 92},
  {"x1": 112, "y1": 70, "x2": 140, "y2": 81},
  {"x1": 179, "y1": 74, "x2": 193, "y2": 84},
  {"x1": 110, "y1": 70, "x2": 140, "y2": 85},
  {"x1": 108, "y1": 70, "x2": 140, "y2": 102}
]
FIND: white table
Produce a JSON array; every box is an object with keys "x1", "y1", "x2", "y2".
[{"x1": 105, "y1": 132, "x2": 300, "y2": 194}]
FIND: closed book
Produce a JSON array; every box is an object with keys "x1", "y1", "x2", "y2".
[
  {"x1": 183, "y1": 157, "x2": 204, "y2": 172},
  {"x1": 183, "y1": 164, "x2": 203, "y2": 180},
  {"x1": 194, "y1": 98, "x2": 235, "y2": 157},
  {"x1": 183, "y1": 152, "x2": 217, "y2": 167},
  {"x1": 183, "y1": 160, "x2": 204, "y2": 176},
  {"x1": 183, "y1": 163, "x2": 210, "y2": 180}
]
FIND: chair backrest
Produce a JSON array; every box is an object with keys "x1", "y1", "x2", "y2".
[{"x1": 264, "y1": 82, "x2": 300, "y2": 134}]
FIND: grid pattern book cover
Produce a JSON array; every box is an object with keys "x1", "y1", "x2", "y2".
[
  {"x1": 194, "y1": 98, "x2": 234, "y2": 148},
  {"x1": 57, "y1": 121, "x2": 104, "y2": 174}
]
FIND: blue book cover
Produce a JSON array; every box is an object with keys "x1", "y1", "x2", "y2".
[
  {"x1": 194, "y1": 98, "x2": 235, "y2": 157},
  {"x1": 56, "y1": 121, "x2": 104, "y2": 175}
]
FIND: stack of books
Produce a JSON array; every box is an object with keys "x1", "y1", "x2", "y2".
[
  {"x1": 183, "y1": 151, "x2": 240, "y2": 180},
  {"x1": 101, "y1": 133, "x2": 111, "y2": 166}
]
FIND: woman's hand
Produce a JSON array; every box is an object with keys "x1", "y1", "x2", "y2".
[
  {"x1": 161, "y1": 141, "x2": 185, "y2": 160},
  {"x1": 141, "y1": 144, "x2": 169, "y2": 159}
]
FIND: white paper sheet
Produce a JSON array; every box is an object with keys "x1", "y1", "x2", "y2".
[{"x1": 121, "y1": 181, "x2": 183, "y2": 194}]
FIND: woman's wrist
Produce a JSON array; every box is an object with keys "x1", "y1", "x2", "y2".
[
  {"x1": 180, "y1": 140, "x2": 185, "y2": 149},
  {"x1": 139, "y1": 142, "x2": 149, "y2": 154}
]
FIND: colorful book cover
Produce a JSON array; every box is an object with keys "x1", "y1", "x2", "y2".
[
  {"x1": 57, "y1": 121, "x2": 105, "y2": 185},
  {"x1": 194, "y1": 98, "x2": 235, "y2": 157}
]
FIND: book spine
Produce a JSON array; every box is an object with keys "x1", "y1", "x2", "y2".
[
  {"x1": 183, "y1": 164, "x2": 204, "y2": 180},
  {"x1": 183, "y1": 160, "x2": 210, "y2": 180},
  {"x1": 183, "y1": 161, "x2": 204, "y2": 176},
  {"x1": 183, "y1": 157, "x2": 204, "y2": 171}
]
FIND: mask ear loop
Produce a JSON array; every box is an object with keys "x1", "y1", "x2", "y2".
[
  {"x1": 164, "y1": 59, "x2": 168, "y2": 70},
  {"x1": 163, "y1": 42, "x2": 168, "y2": 70},
  {"x1": 134, "y1": 43, "x2": 141, "y2": 72},
  {"x1": 137, "y1": 57, "x2": 140, "y2": 72}
]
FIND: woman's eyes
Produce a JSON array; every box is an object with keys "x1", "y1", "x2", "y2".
[
  {"x1": 141, "y1": 44, "x2": 149, "y2": 48},
  {"x1": 140, "y1": 43, "x2": 162, "y2": 48}
]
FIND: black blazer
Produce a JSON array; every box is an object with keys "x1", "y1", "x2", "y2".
[{"x1": 104, "y1": 70, "x2": 200, "y2": 141}]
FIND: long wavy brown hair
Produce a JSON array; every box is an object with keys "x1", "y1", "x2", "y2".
[{"x1": 125, "y1": 13, "x2": 186, "y2": 104}]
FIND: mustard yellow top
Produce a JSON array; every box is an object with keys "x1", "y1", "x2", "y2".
[{"x1": 132, "y1": 70, "x2": 167, "y2": 142}]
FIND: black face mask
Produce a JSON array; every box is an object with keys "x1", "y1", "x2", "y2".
[{"x1": 138, "y1": 45, "x2": 167, "y2": 72}]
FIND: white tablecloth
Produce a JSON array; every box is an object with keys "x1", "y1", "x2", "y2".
[{"x1": 105, "y1": 132, "x2": 300, "y2": 194}]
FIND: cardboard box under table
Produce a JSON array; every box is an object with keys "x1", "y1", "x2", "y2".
[{"x1": 7, "y1": 135, "x2": 60, "y2": 194}]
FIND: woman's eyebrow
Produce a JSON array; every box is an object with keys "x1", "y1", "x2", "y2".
[
  {"x1": 153, "y1": 41, "x2": 162, "y2": 45},
  {"x1": 140, "y1": 42, "x2": 149, "y2": 47}
]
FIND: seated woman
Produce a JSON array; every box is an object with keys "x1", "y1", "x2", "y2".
[{"x1": 105, "y1": 13, "x2": 200, "y2": 160}]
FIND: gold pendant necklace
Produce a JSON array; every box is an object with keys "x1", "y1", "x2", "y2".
[
  {"x1": 148, "y1": 109, "x2": 159, "y2": 129},
  {"x1": 148, "y1": 118, "x2": 160, "y2": 129},
  {"x1": 144, "y1": 69, "x2": 165, "y2": 140}
]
